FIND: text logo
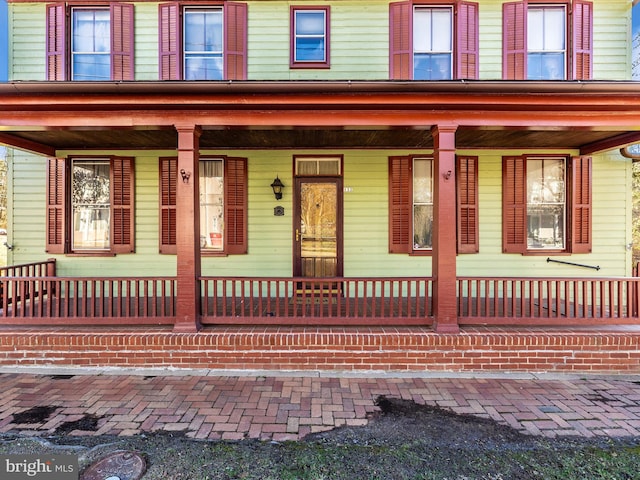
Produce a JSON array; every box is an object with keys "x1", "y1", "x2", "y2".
[{"x1": 0, "y1": 455, "x2": 78, "y2": 479}]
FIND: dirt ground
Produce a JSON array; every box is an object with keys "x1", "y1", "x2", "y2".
[{"x1": 1, "y1": 396, "x2": 639, "y2": 480}]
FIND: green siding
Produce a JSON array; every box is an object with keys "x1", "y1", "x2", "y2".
[{"x1": 7, "y1": 0, "x2": 633, "y2": 81}]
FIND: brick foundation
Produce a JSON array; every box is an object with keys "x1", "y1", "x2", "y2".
[{"x1": 1, "y1": 326, "x2": 639, "y2": 374}]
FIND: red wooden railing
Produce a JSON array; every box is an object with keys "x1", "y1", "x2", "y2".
[
  {"x1": 458, "y1": 277, "x2": 640, "y2": 325},
  {"x1": 0, "y1": 259, "x2": 57, "y2": 307},
  {"x1": 200, "y1": 276, "x2": 433, "y2": 325},
  {"x1": 0, "y1": 275, "x2": 176, "y2": 325}
]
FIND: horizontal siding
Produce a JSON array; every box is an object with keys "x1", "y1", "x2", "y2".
[
  {"x1": 7, "y1": 0, "x2": 632, "y2": 81},
  {"x1": 8, "y1": 148, "x2": 630, "y2": 279}
]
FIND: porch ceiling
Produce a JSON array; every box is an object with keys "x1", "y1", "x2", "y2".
[{"x1": 1, "y1": 80, "x2": 640, "y2": 156}]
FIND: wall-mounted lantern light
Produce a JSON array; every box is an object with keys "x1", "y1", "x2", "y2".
[{"x1": 270, "y1": 176, "x2": 285, "y2": 200}]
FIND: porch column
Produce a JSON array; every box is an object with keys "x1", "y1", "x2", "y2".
[
  {"x1": 174, "y1": 124, "x2": 202, "y2": 332},
  {"x1": 432, "y1": 124, "x2": 459, "y2": 333}
]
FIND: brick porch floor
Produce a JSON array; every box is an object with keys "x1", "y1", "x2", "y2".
[{"x1": 1, "y1": 370, "x2": 639, "y2": 442}]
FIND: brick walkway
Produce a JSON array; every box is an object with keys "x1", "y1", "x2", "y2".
[{"x1": 1, "y1": 371, "x2": 640, "y2": 441}]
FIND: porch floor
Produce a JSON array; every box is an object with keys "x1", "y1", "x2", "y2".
[{"x1": 1, "y1": 366, "x2": 639, "y2": 441}]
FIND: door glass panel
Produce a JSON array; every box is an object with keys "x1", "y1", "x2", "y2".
[{"x1": 300, "y1": 182, "x2": 337, "y2": 277}]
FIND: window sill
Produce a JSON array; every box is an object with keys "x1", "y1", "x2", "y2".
[{"x1": 66, "y1": 252, "x2": 116, "y2": 257}]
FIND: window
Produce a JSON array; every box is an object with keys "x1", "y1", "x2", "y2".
[
  {"x1": 413, "y1": 7, "x2": 452, "y2": 80},
  {"x1": 46, "y1": 3, "x2": 134, "y2": 81},
  {"x1": 389, "y1": 155, "x2": 478, "y2": 254},
  {"x1": 290, "y1": 7, "x2": 330, "y2": 68},
  {"x1": 46, "y1": 157, "x2": 135, "y2": 254},
  {"x1": 502, "y1": 155, "x2": 591, "y2": 254},
  {"x1": 159, "y1": 2, "x2": 247, "y2": 80},
  {"x1": 159, "y1": 156, "x2": 247, "y2": 254},
  {"x1": 390, "y1": 1, "x2": 478, "y2": 80},
  {"x1": 503, "y1": 0, "x2": 592, "y2": 80}
]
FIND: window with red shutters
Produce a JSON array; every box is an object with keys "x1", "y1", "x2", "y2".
[
  {"x1": 159, "y1": 156, "x2": 247, "y2": 255},
  {"x1": 502, "y1": 0, "x2": 593, "y2": 80},
  {"x1": 389, "y1": 155, "x2": 479, "y2": 254},
  {"x1": 45, "y1": 2, "x2": 134, "y2": 81},
  {"x1": 158, "y1": 2, "x2": 247, "y2": 80},
  {"x1": 45, "y1": 156, "x2": 135, "y2": 254},
  {"x1": 389, "y1": 1, "x2": 479, "y2": 80}
]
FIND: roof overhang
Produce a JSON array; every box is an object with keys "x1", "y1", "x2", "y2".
[{"x1": 1, "y1": 80, "x2": 640, "y2": 156}]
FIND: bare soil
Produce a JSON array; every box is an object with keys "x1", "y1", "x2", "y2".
[{"x1": 1, "y1": 396, "x2": 639, "y2": 479}]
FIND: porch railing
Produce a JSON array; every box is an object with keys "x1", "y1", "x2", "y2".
[
  {"x1": 0, "y1": 275, "x2": 176, "y2": 325},
  {"x1": 200, "y1": 276, "x2": 433, "y2": 325},
  {"x1": 0, "y1": 259, "x2": 57, "y2": 307},
  {"x1": 458, "y1": 277, "x2": 640, "y2": 325}
]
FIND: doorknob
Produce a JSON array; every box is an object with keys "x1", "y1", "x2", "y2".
[{"x1": 296, "y1": 229, "x2": 300, "y2": 242}]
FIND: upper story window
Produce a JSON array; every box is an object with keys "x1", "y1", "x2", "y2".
[
  {"x1": 46, "y1": 156, "x2": 135, "y2": 255},
  {"x1": 503, "y1": 0, "x2": 592, "y2": 80},
  {"x1": 389, "y1": 155, "x2": 479, "y2": 255},
  {"x1": 527, "y1": 6, "x2": 566, "y2": 80},
  {"x1": 290, "y1": 6, "x2": 330, "y2": 68},
  {"x1": 413, "y1": 7, "x2": 452, "y2": 80},
  {"x1": 503, "y1": 155, "x2": 591, "y2": 255},
  {"x1": 71, "y1": 8, "x2": 111, "y2": 81},
  {"x1": 184, "y1": 7, "x2": 223, "y2": 80},
  {"x1": 46, "y1": 3, "x2": 134, "y2": 81},
  {"x1": 159, "y1": 2, "x2": 247, "y2": 80},
  {"x1": 390, "y1": 1, "x2": 478, "y2": 80}
]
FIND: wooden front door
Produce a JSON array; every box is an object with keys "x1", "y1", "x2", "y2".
[{"x1": 294, "y1": 177, "x2": 343, "y2": 278}]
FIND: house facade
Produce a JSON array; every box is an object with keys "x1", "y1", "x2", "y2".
[{"x1": 1, "y1": 0, "x2": 640, "y2": 373}]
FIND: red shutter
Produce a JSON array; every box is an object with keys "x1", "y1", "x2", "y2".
[
  {"x1": 389, "y1": 1, "x2": 412, "y2": 80},
  {"x1": 502, "y1": 156, "x2": 526, "y2": 253},
  {"x1": 46, "y1": 157, "x2": 66, "y2": 254},
  {"x1": 159, "y1": 2, "x2": 181, "y2": 80},
  {"x1": 456, "y1": 1, "x2": 479, "y2": 80},
  {"x1": 502, "y1": 1, "x2": 526, "y2": 80},
  {"x1": 457, "y1": 155, "x2": 479, "y2": 254},
  {"x1": 571, "y1": 156, "x2": 592, "y2": 253},
  {"x1": 111, "y1": 3, "x2": 135, "y2": 81},
  {"x1": 111, "y1": 157, "x2": 135, "y2": 254},
  {"x1": 160, "y1": 157, "x2": 177, "y2": 254},
  {"x1": 572, "y1": 0, "x2": 593, "y2": 80},
  {"x1": 225, "y1": 2, "x2": 248, "y2": 80},
  {"x1": 225, "y1": 157, "x2": 248, "y2": 254},
  {"x1": 389, "y1": 156, "x2": 411, "y2": 253},
  {"x1": 46, "y1": 3, "x2": 67, "y2": 81}
]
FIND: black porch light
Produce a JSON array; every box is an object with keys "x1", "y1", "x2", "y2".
[{"x1": 270, "y1": 176, "x2": 285, "y2": 200}]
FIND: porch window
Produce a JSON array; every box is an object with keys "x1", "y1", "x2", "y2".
[
  {"x1": 159, "y1": 2, "x2": 247, "y2": 80},
  {"x1": 46, "y1": 157, "x2": 135, "y2": 254},
  {"x1": 389, "y1": 1, "x2": 478, "y2": 80},
  {"x1": 71, "y1": 8, "x2": 110, "y2": 81},
  {"x1": 389, "y1": 155, "x2": 479, "y2": 254},
  {"x1": 290, "y1": 7, "x2": 330, "y2": 68},
  {"x1": 46, "y1": 3, "x2": 134, "y2": 81},
  {"x1": 159, "y1": 156, "x2": 248, "y2": 255},
  {"x1": 527, "y1": 6, "x2": 566, "y2": 80},
  {"x1": 184, "y1": 7, "x2": 223, "y2": 80},
  {"x1": 503, "y1": 155, "x2": 591, "y2": 254},
  {"x1": 413, "y1": 7, "x2": 452, "y2": 80},
  {"x1": 199, "y1": 160, "x2": 224, "y2": 251},
  {"x1": 503, "y1": 0, "x2": 592, "y2": 80}
]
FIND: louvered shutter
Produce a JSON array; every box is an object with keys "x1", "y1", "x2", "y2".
[
  {"x1": 571, "y1": 156, "x2": 592, "y2": 253},
  {"x1": 225, "y1": 2, "x2": 247, "y2": 80},
  {"x1": 456, "y1": 1, "x2": 479, "y2": 80},
  {"x1": 159, "y1": 2, "x2": 181, "y2": 80},
  {"x1": 389, "y1": 156, "x2": 411, "y2": 253},
  {"x1": 502, "y1": 156, "x2": 526, "y2": 253},
  {"x1": 502, "y1": 1, "x2": 526, "y2": 80},
  {"x1": 111, "y1": 3, "x2": 135, "y2": 81},
  {"x1": 159, "y1": 157, "x2": 177, "y2": 254},
  {"x1": 46, "y1": 3, "x2": 67, "y2": 81},
  {"x1": 225, "y1": 157, "x2": 248, "y2": 254},
  {"x1": 46, "y1": 158, "x2": 66, "y2": 254},
  {"x1": 572, "y1": 0, "x2": 593, "y2": 80},
  {"x1": 457, "y1": 156, "x2": 479, "y2": 254},
  {"x1": 111, "y1": 157, "x2": 135, "y2": 253},
  {"x1": 389, "y1": 1, "x2": 412, "y2": 80}
]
